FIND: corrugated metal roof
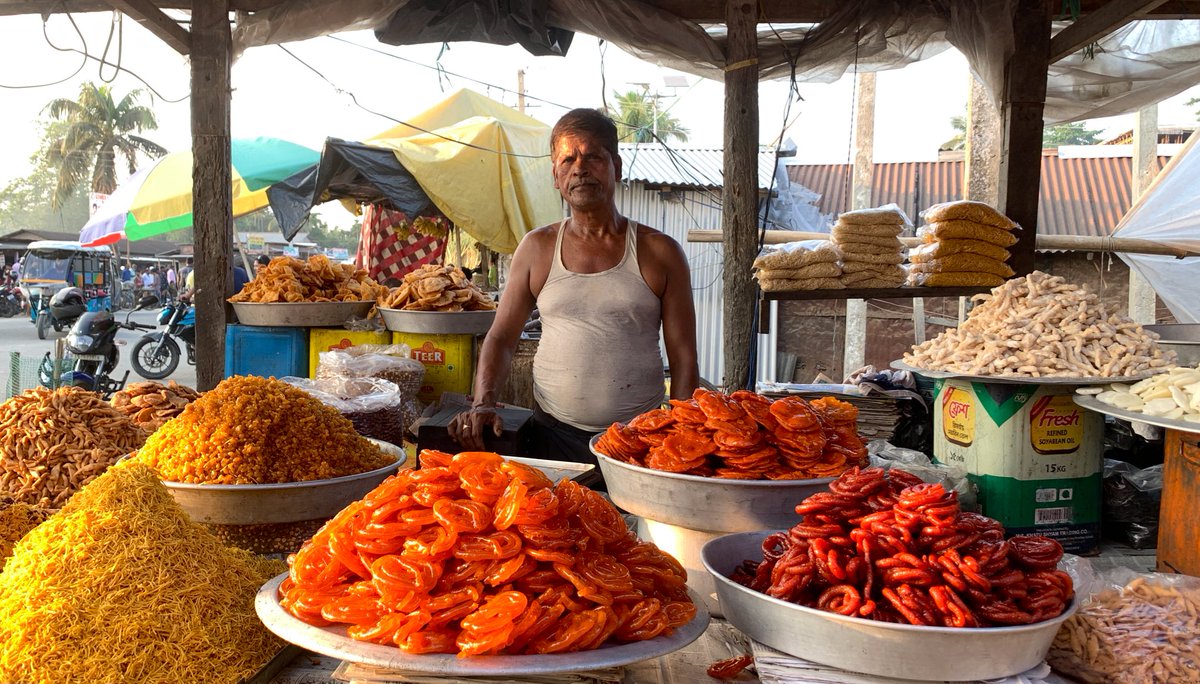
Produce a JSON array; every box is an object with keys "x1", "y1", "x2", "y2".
[
  {"x1": 786, "y1": 155, "x2": 1173, "y2": 237},
  {"x1": 619, "y1": 144, "x2": 779, "y2": 191}
]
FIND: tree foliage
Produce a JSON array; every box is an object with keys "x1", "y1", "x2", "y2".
[
  {"x1": 43, "y1": 82, "x2": 167, "y2": 208},
  {"x1": 0, "y1": 120, "x2": 89, "y2": 231},
  {"x1": 1188, "y1": 97, "x2": 1199, "y2": 122},
  {"x1": 1042, "y1": 121, "x2": 1103, "y2": 147},
  {"x1": 606, "y1": 89, "x2": 689, "y2": 144},
  {"x1": 305, "y1": 216, "x2": 359, "y2": 251}
]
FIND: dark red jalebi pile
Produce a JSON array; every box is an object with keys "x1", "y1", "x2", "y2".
[
  {"x1": 732, "y1": 467, "x2": 1074, "y2": 627},
  {"x1": 279, "y1": 451, "x2": 695, "y2": 657},
  {"x1": 594, "y1": 389, "x2": 868, "y2": 480}
]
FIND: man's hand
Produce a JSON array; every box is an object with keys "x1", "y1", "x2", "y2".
[{"x1": 448, "y1": 405, "x2": 504, "y2": 451}]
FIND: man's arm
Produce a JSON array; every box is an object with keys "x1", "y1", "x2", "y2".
[{"x1": 654, "y1": 234, "x2": 699, "y2": 400}]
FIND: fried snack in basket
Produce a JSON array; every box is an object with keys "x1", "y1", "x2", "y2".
[
  {"x1": 378, "y1": 264, "x2": 497, "y2": 312},
  {"x1": 731, "y1": 467, "x2": 1073, "y2": 628},
  {"x1": 230, "y1": 255, "x2": 388, "y2": 303},
  {"x1": 595, "y1": 389, "x2": 867, "y2": 480},
  {"x1": 279, "y1": 451, "x2": 696, "y2": 656}
]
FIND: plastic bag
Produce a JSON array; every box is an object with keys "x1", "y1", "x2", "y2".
[
  {"x1": 752, "y1": 240, "x2": 841, "y2": 271},
  {"x1": 1101, "y1": 459, "x2": 1163, "y2": 550},
  {"x1": 867, "y1": 440, "x2": 977, "y2": 511},
  {"x1": 316, "y1": 345, "x2": 424, "y2": 436},
  {"x1": 1047, "y1": 569, "x2": 1200, "y2": 684},
  {"x1": 909, "y1": 253, "x2": 1015, "y2": 278},
  {"x1": 280, "y1": 376, "x2": 409, "y2": 448}
]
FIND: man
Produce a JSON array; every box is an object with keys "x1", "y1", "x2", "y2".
[
  {"x1": 450, "y1": 108, "x2": 698, "y2": 482},
  {"x1": 180, "y1": 258, "x2": 193, "y2": 286}
]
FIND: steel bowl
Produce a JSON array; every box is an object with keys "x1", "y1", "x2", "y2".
[
  {"x1": 231, "y1": 301, "x2": 375, "y2": 327},
  {"x1": 1145, "y1": 324, "x2": 1200, "y2": 366},
  {"x1": 378, "y1": 307, "x2": 496, "y2": 335},
  {"x1": 702, "y1": 531, "x2": 1078, "y2": 681},
  {"x1": 591, "y1": 435, "x2": 831, "y2": 532},
  {"x1": 160, "y1": 438, "x2": 407, "y2": 525}
]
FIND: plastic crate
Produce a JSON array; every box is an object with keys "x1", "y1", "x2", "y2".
[{"x1": 224, "y1": 324, "x2": 309, "y2": 379}]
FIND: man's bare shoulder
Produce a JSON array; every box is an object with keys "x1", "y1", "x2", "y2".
[{"x1": 634, "y1": 223, "x2": 686, "y2": 258}]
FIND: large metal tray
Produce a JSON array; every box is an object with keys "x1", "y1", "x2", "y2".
[
  {"x1": 590, "y1": 435, "x2": 831, "y2": 533},
  {"x1": 891, "y1": 359, "x2": 1160, "y2": 386},
  {"x1": 702, "y1": 531, "x2": 1078, "y2": 682},
  {"x1": 255, "y1": 573, "x2": 710, "y2": 675},
  {"x1": 378, "y1": 307, "x2": 495, "y2": 334},
  {"x1": 231, "y1": 301, "x2": 375, "y2": 327},
  {"x1": 160, "y1": 439, "x2": 407, "y2": 525},
  {"x1": 1074, "y1": 394, "x2": 1200, "y2": 434}
]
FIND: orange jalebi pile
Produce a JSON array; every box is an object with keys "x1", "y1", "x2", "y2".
[
  {"x1": 595, "y1": 389, "x2": 868, "y2": 480},
  {"x1": 279, "y1": 451, "x2": 696, "y2": 657}
]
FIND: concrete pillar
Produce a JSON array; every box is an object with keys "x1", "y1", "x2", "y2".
[
  {"x1": 844, "y1": 72, "x2": 876, "y2": 376},
  {"x1": 1128, "y1": 105, "x2": 1159, "y2": 324}
]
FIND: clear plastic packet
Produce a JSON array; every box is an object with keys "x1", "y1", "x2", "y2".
[
  {"x1": 1047, "y1": 569, "x2": 1200, "y2": 683},
  {"x1": 1101, "y1": 459, "x2": 1163, "y2": 549},
  {"x1": 281, "y1": 376, "x2": 410, "y2": 447},
  {"x1": 752, "y1": 240, "x2": 842, "y2": 271},
  {"x1": 867, "y1": 439, "x2": 977, "y2": 511}
]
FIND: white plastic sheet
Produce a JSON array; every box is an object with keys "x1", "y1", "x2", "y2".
[{"x1": 1112, "y1": 133, "x2": 1200, "y2": 323}]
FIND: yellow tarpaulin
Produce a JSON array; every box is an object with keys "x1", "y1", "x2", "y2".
[{"x1": 367, "y1": 89, "x2": 559, "y2": 254}]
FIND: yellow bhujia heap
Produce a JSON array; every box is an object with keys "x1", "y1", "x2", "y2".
[{"x1": 0, "y1": 463, "x2": 285, "y2": 684}]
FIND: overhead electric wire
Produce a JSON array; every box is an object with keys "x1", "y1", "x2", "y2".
[{"x1": 0, "y1": 12, "x2": 88, "y2": 89}]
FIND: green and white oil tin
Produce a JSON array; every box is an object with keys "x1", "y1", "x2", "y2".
[{"x1": 932, "y1": 378, "x2": 1104, "y2": 554}]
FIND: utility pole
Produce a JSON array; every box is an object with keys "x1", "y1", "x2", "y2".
[{"x1": 517, "y1": 69, "x2": 526, "y2": 114}]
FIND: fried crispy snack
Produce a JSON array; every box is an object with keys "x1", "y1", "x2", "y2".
[
  {"x1": 229, "y1": 255, "x2": 388, "y2": 303},
  {"x1": 111, "y1": 381, "x2": 202, "y2": 434},
  {"x1": 378, "y1": 264, "x2": 497, "y2": 312}
]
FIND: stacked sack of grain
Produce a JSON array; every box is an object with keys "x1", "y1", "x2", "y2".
[
  {"x1": 831, "y1": 206, "x2": 908, "y2": 288},
  {"x1": 752, "y1": 241, "x2": 844, "y2": 291},
  {"x1": 909, "y1": 201, "x2": 1018, "y2": 287}
]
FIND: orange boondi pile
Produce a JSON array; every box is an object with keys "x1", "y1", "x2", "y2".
[
  {"x1": 280, "y1": 451, "x2": 696, "y2": 657},
  {"x1": 230, "y1": 254, "x2": 388, "y2": 303},
  {"x1": 595, "y1": 389, "x2": 868, "y2": 480}
]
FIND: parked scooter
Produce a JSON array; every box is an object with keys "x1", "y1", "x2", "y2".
[
  {"x1": 0, "y1": 284, "x2": 22, "y2": 318},
  {"x1": 39, "y1": 296, "x2": 158, "y2": 399},
  {"x1": 38, "y1": 287, "x2": 89, "y2": 339},
  {"x1": 131, "y1": 295, "x2": 196, "y2": 380}
]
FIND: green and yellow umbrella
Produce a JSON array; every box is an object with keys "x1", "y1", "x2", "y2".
[{"x1": 80, "y1": 137, "x2": 319, "y2": 246}]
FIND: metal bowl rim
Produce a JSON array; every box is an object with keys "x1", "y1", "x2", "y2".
[
  {"x1": 591, "y1": 435, "x2": 836, "y2": 488},
  {"x1": 377, "y1": 307, "x2": 496, "y2": 315},
  {"x1": 702, "y1": 530, "x2": 1079, "y2": 635},
  {"x1": 229, "y1": 301, "x2": 377, "y2": 307},
  {"x1": 159, "y1": 438, "x2": 405, "y2": 491}
]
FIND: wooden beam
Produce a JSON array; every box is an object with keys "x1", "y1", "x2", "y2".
[
  {"x1": 998, "y1": 0, "x2": 1052, "y2": 277},
  {"x1": 108, "y1": 0, "x2": 190, "y2": 55},
  {"x1": 645, "y1": 0, "x2": 837, "y2": 22},
  {"x1": 191, "y1": 0, "x2": 232, "y2": 391},
  {"x1": 0, "y1": 0, "x2": 286, "y2": 16},
  {"x1": 1049, "y1": 0, "x2": 1170, "y2": 62},
  {"x1": 721, "y1": 0, "x2": 758, "y2": 391}
]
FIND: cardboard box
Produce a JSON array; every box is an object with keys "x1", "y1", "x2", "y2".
[
  {"x1": 392, "y1": 332, "x2": 476, "y2": 404},
  {"x1": 308, "y1": 328, "x2": 392, "y2": 377}
]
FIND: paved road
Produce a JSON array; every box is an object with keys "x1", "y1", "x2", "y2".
[{"x1": 0, "y1": 309, "x2": 197, "y2": 398}]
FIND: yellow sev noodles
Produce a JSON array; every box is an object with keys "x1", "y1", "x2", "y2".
[
  {"x1": 0, "y1": 463, "x2": 285, "y2": 684},
  {"x1": 133, "y1": 375, "x2": 393, "y2": 484}
]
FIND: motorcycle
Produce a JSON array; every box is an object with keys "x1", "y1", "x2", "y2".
[
  {"x1": 39, "y1": 296, "x2": 159, "y2": 399},
  {"x1": 0, "y1": 284, "x2": 22, "y2": 318},
  {"x1": 131, "y1": 296, "x2": 196, "y2": 380},
  {"x1": 38, "y1": 287, "x2": 96, "y2": 339}
]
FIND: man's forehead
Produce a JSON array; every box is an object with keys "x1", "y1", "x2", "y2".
[{"x1": 553, "y1": 133, "x2": 609, "y2": 153}]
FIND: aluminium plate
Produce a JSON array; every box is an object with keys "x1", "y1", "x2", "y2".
[
  {"x1": 890, "y1": 359, "x2": 1160, "y2": 386},
  {"x1": 1073, "y1": 394, "x2": 1200, "y2": 434}
]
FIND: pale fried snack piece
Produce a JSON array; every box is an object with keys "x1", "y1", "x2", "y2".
[
  {"x1": 910, "y1": 239, "x2": 1011, "y2": 264},
  {"x1": 919, "y1": 221, "x2": 1020, "y2": 247},
  {"x1": 910, "y1": 254, "x2": 1015, "y2": 279},
  {"x1": 229, "y1": 255, "x2": 388, "y2": 303},
  {"x1": 378, "y1": 264, "x2": 497, "y2": 312},
  {"x1": 924, "y1": 200, "x2": 1017, "y2": 230}
]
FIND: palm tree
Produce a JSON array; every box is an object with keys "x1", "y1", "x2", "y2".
[
  {"x1": 43, "y1": 82, "x2": 167, "y2": 208},
  {"x1": 608, "y1": 89, "x2": 689, "y2": 144}
]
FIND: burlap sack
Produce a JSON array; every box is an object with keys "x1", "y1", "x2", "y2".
[
  {"x1": 837, "y1": 206, "x2": 907, "y2": 225},
  {"x1": 909, "y1": 254, "x2": 1015, "y2": 278},
  {"x1": 919, "y1": 221, "x2": 1020, "y2": 247},
  {"x1": 840, "y1": 265, "x2": 906, "y2": 283},
  {"x1": 753, "y1": 242, "x2": 842, "y2": 270},
  {"x1": 909, "y1": 270, "x2": 1006, "y2": 287},
  {"x1": 831, "y1": 231, "x2": 904, "y2": 249},
  {"x1": 923, "y1": 200, "x2": 1016, "y2": 230},
  {"x1": 758, "y1": 276, "x2": 845, "y2": 291},
  {"x1": 833, "y1": 221, "x2": 904, "y2": 238},
  {"x1": 909, "y1": 239, "x2": 1010, "y2": 264},
  {"x1": 841, "y1": 250, "x2": 905, "y2": 265},
  {"x1": 755, "y1": 262, "x2": 842, "y2": 280}
]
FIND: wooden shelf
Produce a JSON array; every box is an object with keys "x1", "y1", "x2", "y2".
[{"x1": 760, "y1": 286, "x2": 993, "y2": 302}]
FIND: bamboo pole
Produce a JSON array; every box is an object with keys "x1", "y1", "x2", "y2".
[{"x1": 685, "y1": 230, "x2": 1200, "y2": 258}]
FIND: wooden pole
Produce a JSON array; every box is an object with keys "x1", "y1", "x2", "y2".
[
  {"x1": 191, "y1": 0, "x2": 232, "y2": 391},
  {"x1": 845, "y1": 72, "x2": 876, "y2": 377},
  {"x1": 721, "y1": 0, "x2": 758, "y2": 391},
  {"x1": 997, "y1": 0, "x2": 1052, "y2": 277}
]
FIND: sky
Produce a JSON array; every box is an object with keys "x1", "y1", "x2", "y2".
[{"x1": 2, "y1": 11, "x2": 1199, "y2": 231}]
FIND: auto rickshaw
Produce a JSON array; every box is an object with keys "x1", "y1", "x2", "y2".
[{"x1": 18, "y1": 241, "x2": 120, "y2": 339}]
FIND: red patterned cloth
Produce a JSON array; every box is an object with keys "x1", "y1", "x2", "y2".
[{"x1": 357, "y1": 204, "x2": 447, "y2": 284}]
